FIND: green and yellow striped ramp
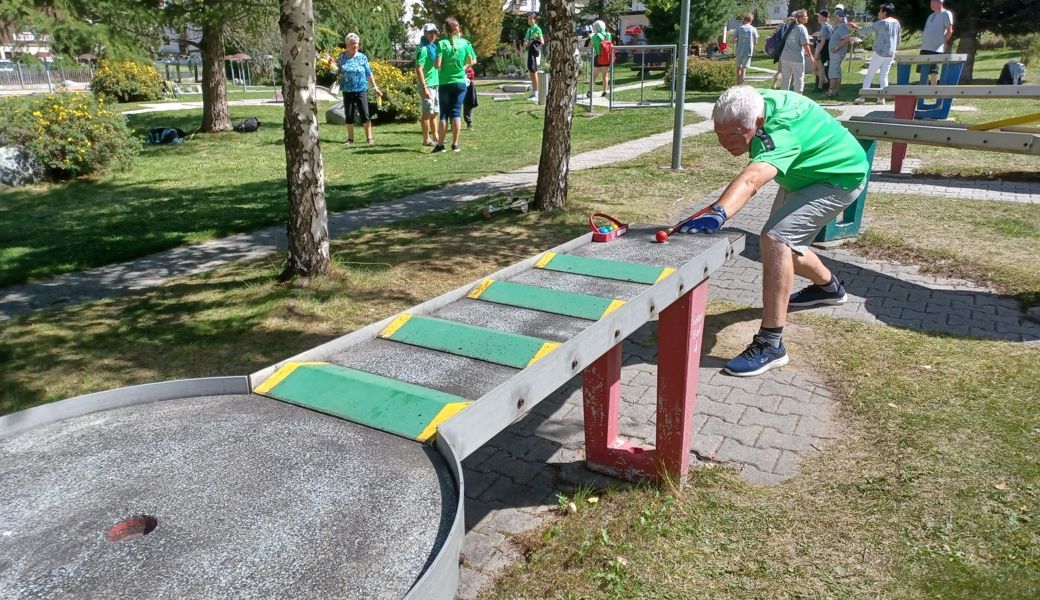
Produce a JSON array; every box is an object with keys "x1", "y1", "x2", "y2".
[
  {"x1": 255, "y1": 362, "x2": 470, "y2": 443},
  {"x1": 535, "y1": 251, "x2": 675, "y2": 284},
  {"x1": 467, "y1": 278, "x2": 624, "y2": 320},
  {"x1": 379, "y1": 314, "x2": 558, "y2": 369}
]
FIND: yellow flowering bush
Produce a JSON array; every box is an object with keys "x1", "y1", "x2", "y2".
[
  {"x1": 369, "y1": 60, "x2": 419, "y2": 122},
  {"x1": 91, "y1": 60, "x2": 164, "y2": 102},
  {"x1": 0, "y1": 93, "x2": 139, "y2": 180}
]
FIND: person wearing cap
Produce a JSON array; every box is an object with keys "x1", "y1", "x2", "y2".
[
  {"x1": 524, "y1": 13, "x2": 544, "y2": 101},
  {"x1": 812, "y1": 10, "x2": 832, "y2": 91},
  {"x1": 678, "y1": 85, "x2": 869, "y2": 376},
  {"x1": 826, "y1": 9, "x2": 852, "y2": 98},
  {"x1": 416, "y1": 23, "x2": 441, "y2": 147},
  {"x1": 854, "y1": 3, "x2": 902, "y2": 104},
  {"x1": 920, "y1": 0, "x2": 954, "y2": 84},
  {"x1": 778, "y1": 10, "x2": 813, "y2": 94}
]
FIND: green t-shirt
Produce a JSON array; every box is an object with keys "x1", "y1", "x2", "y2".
[
  {"x1": 750, "y1": 90, "x2": 868, "y2": 191},
  {"x1": 437, "y1": 37, "x2": 476, "y2": 85},
  {"x1": 525, "y1": 24, "x2": 543, "y2": 43},
  {"x1": 591, "y1": 32, "x2": 611, "y2": 58},
  {"x1": 415, "y1": 43, "x2": 439, "y2": 87}
]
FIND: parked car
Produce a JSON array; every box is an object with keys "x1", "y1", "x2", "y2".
[{"x1": 0, "y1": 60, "x2": 15, "y2": 72}]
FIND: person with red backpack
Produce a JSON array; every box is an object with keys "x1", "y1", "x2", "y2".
[{"x1": 586, "y1": 20, "x2": 614, "y2": 98}]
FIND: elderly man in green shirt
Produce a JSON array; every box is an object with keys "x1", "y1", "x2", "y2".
[
  {"x1": 415, "y1": 23, "x2": 441, "y2": 147},
  {"x1": 679, "y1": 86, "x2": 869, "y2": 376}
]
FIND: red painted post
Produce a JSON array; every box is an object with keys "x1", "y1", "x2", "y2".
[
  {"x1": 655, "y1": 279, "x2": 709, "y2": 484},
  {"x1": 583, "y1": 344, "x2": 656, "y2": 479},
  {"x1": 890, "y1": 95, "x2": 917, "y2": 174},
  {"x1": 582, "y1": 279, "x2": 710, "y2": 483}
]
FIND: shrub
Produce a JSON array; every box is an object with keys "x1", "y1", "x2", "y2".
[
  {"x1": 490, "y1": 52, "x2": 525, "y2": 77},
  {"x1": 91, "y1": 60, "x2": 164, "y2": 102},
  {"x1": 369, "y1": 59, "x2": 420, "y2": 122},
  {"x1": 664, "y1": 57, "x2": 735, "y2": 92},
  {"x1": 0, "y1": 93, "x2": 139, "y2": 180}
]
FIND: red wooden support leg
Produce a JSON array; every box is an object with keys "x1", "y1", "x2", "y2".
[
  {"x1": 890, "y1": 95, "x2": 916, "y2": 174},
  {"x1": 583, "y1": 344, "x2": 656, "y2": 480},
  {"x1": 655, "y1": 279, "x2": 709, "y2": 485}
]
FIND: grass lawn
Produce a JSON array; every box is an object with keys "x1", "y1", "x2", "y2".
[{"x1": 0, "y1": 96, "x2": 693, "y2": 288}]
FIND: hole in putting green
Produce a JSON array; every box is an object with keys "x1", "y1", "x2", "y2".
[{"x1": 107, "y1": 515, "x2": 158, "y2": 542}]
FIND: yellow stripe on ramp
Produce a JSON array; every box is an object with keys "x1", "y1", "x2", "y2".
[
  {"x1": 415, "y1": 401, "x2": 472, "y2": 443},
  {"x1": 600, "y1": 299, "x2": 626, "y2": 318},
  {"x1": 379, "y1": 314, "x2": 413, "y2": 338},
  {"x1": 467, "y1": 278, "x2": 495, "y2": 299},
  {"x1": 534, "y1": 252, "x2": 556, "y2": 269},
  {"x1": 528, "y1": 341, "x2": 560, "y2": 366},
  {"x1": 254, "y1": 361, "x2": 328, "y2": 394},
  {"x1": 655, "y1": 267, "x2": 676, "y2": 283}
]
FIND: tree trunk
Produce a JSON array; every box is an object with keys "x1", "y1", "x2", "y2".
[
  {"x1": 200, "y1": 16, "x2": 231, "y2": 132},
  {"x1": 279, "y1": 0, "x2": 330, "y2": 279},
  {"x1": 956, "y1": 30, "x2": 978, "y2": 83},
  {"x1": 534, "y1": 0, "x2": 579, "y2": 212}
]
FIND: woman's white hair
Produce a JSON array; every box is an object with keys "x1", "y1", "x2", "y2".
[
  {"x1": 346, "y1": 33, "x2": 360, "y2": 45},
  {"x1": 711, "y1": 85, "x2": 765, "y2": 129},
  {"x1": 592, "y1": 20, "x2": 606, "y2": 33}
]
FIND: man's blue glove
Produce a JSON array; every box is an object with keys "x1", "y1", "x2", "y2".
[{"x1": 678, "y1": 212, "x2": 725, "y2": 234}]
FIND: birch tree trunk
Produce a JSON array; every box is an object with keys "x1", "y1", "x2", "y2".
[
  {"x1": 533, "y1": 0, "x2": 579, "y2": 211},
  {"x1": 279, "y1": 0, "x2": 330, "y2": 279},
  {"x1": 199, "y1": 9, "x2": 231, "y2": 133}
]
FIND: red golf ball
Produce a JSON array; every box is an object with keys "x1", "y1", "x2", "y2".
[{"x1": 655, "y1": 230, "x2": 669, "y2": 243}]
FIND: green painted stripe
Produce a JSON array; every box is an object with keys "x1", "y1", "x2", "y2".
[
  {"x1": 380, "y1": 315, "x2": 552, "y2": 369},
  {"x1": 260, "y1": 363, "x2": 467, "y2": 441},
  {"x1": 477, "y1": 280, "x2": 618, "y2": 320},
  {"x1": 539, "y1": 253, "x2": 671, "y2": 284}
]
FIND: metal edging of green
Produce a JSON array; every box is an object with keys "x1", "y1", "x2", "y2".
[
  {"x1": 379, "y1": 314, "x2": 558, "y2": 369},
  {"x1": 535, "y1": 252, "x2": 675, "y2": 285},
  {"x1": 468, "y1": 279, "x2": 624, "y2": 320},
  {"x1": 256, "y1": 362, "x2": 470, "y2": 443}
]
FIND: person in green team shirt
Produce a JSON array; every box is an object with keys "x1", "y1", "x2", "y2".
[
  {"x1": 415, "y1": 23, "x2": 441, "y2": 147},
  {"x1": 433, "y1": 17, "x2": 477, "y2": 153},
  {"x1": 679, "y1": 86, "x2": 868, "y2": 376},
  {"x1": 524, "y1": 13, "x2": 544, "y2": 101}
]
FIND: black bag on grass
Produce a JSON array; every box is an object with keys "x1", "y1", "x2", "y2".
[
  {"x1": 233, "y1": 117, "x2": 261, "y2": 133},
  {"x1": 146, "y1": 127, "x2": 187, "y2": 145}
]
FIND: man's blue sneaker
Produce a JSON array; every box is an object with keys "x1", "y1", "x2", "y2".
[
  {"x1": 723, "y1": 335, "x2": 790, "y2": 377},
  {"x1": 789, "y1": 280, "x2": 848, "y2": 308}
]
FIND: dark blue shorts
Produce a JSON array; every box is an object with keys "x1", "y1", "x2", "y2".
[{"x1": 438, "y1": 82, "x2": 467, "y2": 121}]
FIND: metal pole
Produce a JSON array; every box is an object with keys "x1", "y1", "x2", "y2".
[{"x1": 670, "y1": 0, "x2": 691, "y2": 169}]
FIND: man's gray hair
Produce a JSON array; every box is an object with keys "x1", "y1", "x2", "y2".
[
  {"x1": 592, "y1": 20, "x2": 606, "y2": 33},
  {"x1": 712, "y1": 86, "x2": 765, "y2": 129},
  {"x1": 346, "y1": 33, "x2": 360, "y2": 45}
]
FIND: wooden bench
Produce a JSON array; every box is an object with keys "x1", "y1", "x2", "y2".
[{"x1": 891, "y1": 54, "x2": 967, "y2": 120}]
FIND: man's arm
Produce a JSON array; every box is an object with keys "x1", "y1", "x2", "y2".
[
  {"x1": 415, "y1": 50, "x2": 430, "y2": 98},
  {"x1": 710, "y1": 161, "x2": 779, "y2": 218},
  {"x1": 944, "y1": 13, "x2": 954, "y2": 45}
]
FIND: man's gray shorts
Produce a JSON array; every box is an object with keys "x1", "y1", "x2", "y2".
[
  {"x1": 421, "y1": 85, "x2": 440, "y2": 115},
  {"x1": 737, "y1": 53, "x2": 752, "y2": 68},
  {"x1": 827, "y1": 55, "x2": 845, "y2": 79},
  {"x1": 763, "y1": 179, "x2": 866, "y2": 255}
]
